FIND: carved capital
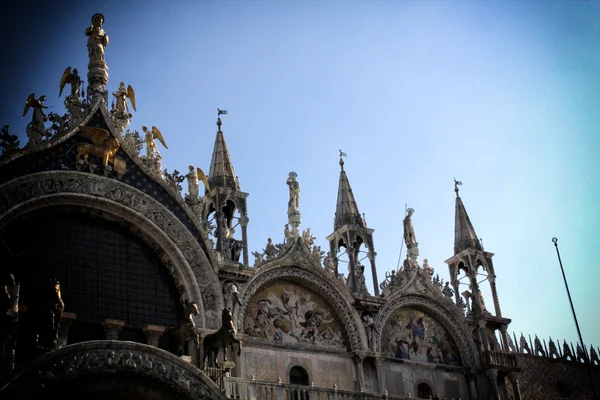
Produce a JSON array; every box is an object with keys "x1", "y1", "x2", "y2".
[
  {"x1": 103, "y1": 318, "x2": 126, "y2": 340},
  {"x1": 143, "y1": 324, "x2": 166, "y2": 347},
  {"x1": 238, "y1": 217, "x2": 250, "y2": 227}
]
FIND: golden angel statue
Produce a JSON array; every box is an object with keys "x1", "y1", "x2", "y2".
[
  {"x1": 113, "y1": 82, "x2": 136, "y2": 117},
  {"x1": 59, "y1": 67, "x2": 82, "y2": 99},
  {"x1": 23, "y1": 93, "x2": 49, "y2": 146},
  {"x1": 187, "y1": 165, "x2": 211, "y2": 200},
  {"x1": 85, "y1": 13, "x2": 109, "y2": 64},
  {"x1": 142, "y1": 126, "x2": 167, "y2": 158}
]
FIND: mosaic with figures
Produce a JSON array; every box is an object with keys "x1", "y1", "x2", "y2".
[
  {"x1": 244, "y1": 281, "x2": 345, "y2": 349},
  {"x1": 381, "y1": 308, "x2": 461, "y2": 365}
]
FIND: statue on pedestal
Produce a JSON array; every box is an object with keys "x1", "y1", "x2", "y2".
[
  {"x1": 286, "y1": 172, "x2": 300, "y2": 214},
  {"x1": 23, "y1": 93, "x2": 50, "y2": 147},
  {"x1": 112, "y1": 82, "x2": 136, "y2": 118},
  {"x1": 186, "y1": 165, "x2": 199, "y2": 201},
  {"x1": 85, "y1": 13, "x2": 109, "y2": 65},
  {"x1": 403, "y1": 208, "x2": 417, "y2": 248},
  {"x1": 142, "y1": 126, "x2": 168, "y2": 158}
]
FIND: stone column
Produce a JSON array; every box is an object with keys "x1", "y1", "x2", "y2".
[
  {"x1": 499, "y1": 324, "x2": 510, "y2": 352},
  {"x1": 143, "y1": 324, "x2": 165, "y2": 347},
  {"x1": 467, "y1": 373, "x2": 478, "y2": 400},
  {"x1": 102, "y1": 319, "x2": 126, "y2": 340},
  {"x1": 240, "y1": 217, "x2": 249, "y2": 267},
  {"x1": 352, "y1": 354, "x2": 365, "y2": 392},
  {"x1": 374, "y1": 357, "x2": 386, "y2": 394},
  {"x1": 507, "y1": 372, "x2": 522, "y2": 400},
  {"x1": 368, "y1": 250, "x2": 380, "y2": 296},
  {"x1": 58, "y1": 312, "x2": 77, "y2": 346},
  {"x1": 215, "y1": 211, "x2": 224, "y2": 253},
  {"x1": 489, "y1": 275, "x2": 502, "y2": 317},
  {"x1": 485, "y1": 369, "x2": 501, "y2": 400},
  {"x1": 347, "y1": 246, "x2": 358, "y2": 293}
]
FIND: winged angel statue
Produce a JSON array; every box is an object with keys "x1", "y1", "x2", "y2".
[
  {"x1": 59, "y1": 67, "x2": 82, "y2": 99},
  {"x1": 23, "y1": 93, "x2": 50, "y2": 147},
  {"x1": 186, "y1": 165, "x2": 211, "y2": 200},
  {"x1": 142, "y1": 125, "x2": 167, "y2": 158},
  {"x1": 113, "y1": 82, "x2": 136, "y2": 118}
]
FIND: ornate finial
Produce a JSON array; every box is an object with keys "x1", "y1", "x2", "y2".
[
  {"x1": 454, "y1": 178, "x2": 462, "y2": 197},
  {"x1": 339, "y1": 149, "x2": 347, "y2": 170},
  {"x1": 216, "y1": 109, "x2": 227, "y2": 131}
]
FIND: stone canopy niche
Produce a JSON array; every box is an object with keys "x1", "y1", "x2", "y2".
[
  {"x1": 243, "y1": 281, "x2": 347, "y2": 349},
  {"x1": 381, "y1": 308, "x2": 461, "y2": 366}
]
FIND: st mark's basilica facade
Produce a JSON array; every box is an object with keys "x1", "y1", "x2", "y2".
[{"x1": 0, "y1": 13, "x2": 598, "y2": 400}]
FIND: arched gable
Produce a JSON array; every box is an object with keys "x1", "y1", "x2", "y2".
[
  {"x1": 0, "y1": 171, "x2": 223, "y2": 328},
  {"x1": 236, "y1": 239, "x2": 368, "y2": 351},
  {"x1": 375, "y1": 293, "x2": 480, "y2": 368},
  {"x1": 0, "y1": 341, "x2": 225, "y2": 399}
]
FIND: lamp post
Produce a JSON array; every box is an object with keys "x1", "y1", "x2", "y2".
[{"x1": 552, "y1": 237, "x2": 598, "y2": 400}]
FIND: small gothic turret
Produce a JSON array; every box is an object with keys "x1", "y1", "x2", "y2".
[
  {"x1": 445, "y1": 180, "x2": 500, "y2": 317},
  {"x1": 454, "y1": 180, "x2": 483, "y2": 255},
  {"x1": 208, "y1": 116, "x2": 239, "y2": 191},
  {"x1": 326, "y1": 153, "x2": 379, "y2": 295},
  {"x1": 201, "y1": 113, "x2": 249, "y2": 266}
]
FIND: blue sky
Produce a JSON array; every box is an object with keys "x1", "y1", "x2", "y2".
[{"x1": 1, "y1": 0, "x2": 599, "y2": 349}]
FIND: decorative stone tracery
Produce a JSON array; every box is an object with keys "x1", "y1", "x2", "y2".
[{"x1": 0, "y1": 171, "x2": 223, "y2": 327}]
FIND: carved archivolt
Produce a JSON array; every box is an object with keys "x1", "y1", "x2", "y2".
[
  {"x1": 375, "y1": 293, "x2": 479, "y2": 368},
  {"x1": 0, "y1": 171, "x2": 223, "y2": 328},
  {"x1": 236, "y1": 241, "x2": 368, "y2": 351},
  {"x1": 1, "y1": 341, "x2": 225, "y2": 399}
]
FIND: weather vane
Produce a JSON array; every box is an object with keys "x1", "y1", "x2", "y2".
[
  {"x1": 339, "y1": 149, "x2": 347, "y2": 158},
  {"x1": 454, "y1": 178, "x2": 462, "y2": 195}
]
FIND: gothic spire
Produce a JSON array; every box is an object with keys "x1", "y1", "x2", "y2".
[
  {"x1": 208, "y1": 116, "x2": 239, "y2": 191},
  {"x1": 453, "y1": 179, "x2": 482, "y2": 254},
  {"x1": 334, "y1": 156, "x2": 364, "y2": 230}
]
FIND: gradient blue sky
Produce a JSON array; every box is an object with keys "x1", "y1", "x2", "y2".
[{"x1": 1, "y1": 1, "x2": 599, "y2": 348}]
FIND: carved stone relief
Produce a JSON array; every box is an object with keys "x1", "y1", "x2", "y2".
[
  {"x1": 375, "y1": 294, "x2": 479, "y2": 368},
  {"x1": 236, "y1": 261, "x2": 368, "y2": 351}
]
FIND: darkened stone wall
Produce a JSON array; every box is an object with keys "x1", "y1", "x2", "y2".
[
  {"x1": 0, "y1": 206, "x2": 181, "y2": 344},
  {"x1": 505, "y1": 354, "x2": 600, "y2": 400}
]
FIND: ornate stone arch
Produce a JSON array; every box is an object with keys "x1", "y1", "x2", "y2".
[
  {"x1": 0, "y1": 171, "x2": 223, "y2": 327},
  {"x1": 375, "y1": 293, "x2": 479, "y2": 368},
  {"x1": 0, "y1": 341, "x2": 225, "y2": 399},
  {"x1": 236, "y1": 242, "x2": 368, "y2": 351}
]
